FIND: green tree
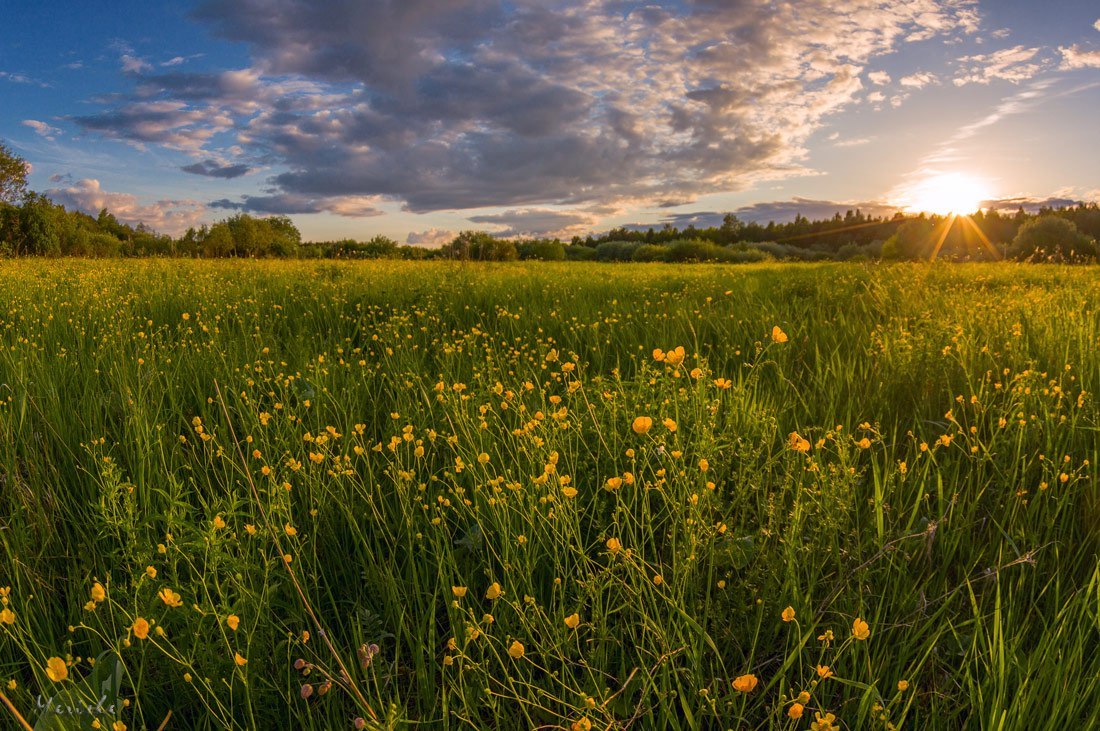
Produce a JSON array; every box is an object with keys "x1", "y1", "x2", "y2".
[
  {"x1": 1010, "y1": 216, "x2": 1096, "y2": 261},
  {"x1": 18, "y1": 193, "x2": 61, "y2": 255},
  {"x1": 0, "y1": 141, "x2": 29, "y2": 205}
]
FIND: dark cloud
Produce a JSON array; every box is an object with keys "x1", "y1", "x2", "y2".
[
  {"x1": 621, "y1": 198, "x2": 903, "y2": 231},
  {"x1": 181, "y1": 158, "x2": 252, "y2": 178},
  {"x1": 981, "y1": 196, "x2": 1083, "y2": 213},
  {"x1": 77, "y1": 0, "x2": 982, "y2": 214},
  {"x1": 209, "y1": 192, "x2": 383, "y2": 217},
  {"x1": 467, "y1": 208, "x2": 597, "y2": 237}
]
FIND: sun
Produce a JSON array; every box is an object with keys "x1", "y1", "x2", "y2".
[{"x1": 896, "y1": 172, "x2": 990, "y2": 216}]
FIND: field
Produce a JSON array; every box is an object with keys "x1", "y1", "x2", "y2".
[{"x1": 0, "y1": 259, "x2": 1097, "y2": 730}]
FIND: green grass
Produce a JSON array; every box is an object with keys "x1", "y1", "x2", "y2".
[{"x1": 0, "y1": 259, "x2": 1097, "y2": 730}]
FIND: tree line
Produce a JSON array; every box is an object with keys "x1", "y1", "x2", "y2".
[{"x1": 1, "y1": 141, "x2": 1096, "y2": 262}]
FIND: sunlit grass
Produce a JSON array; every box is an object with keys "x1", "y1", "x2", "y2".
[{"x1": 0, "y1": 259, "x2": 1097, "y2": 730}]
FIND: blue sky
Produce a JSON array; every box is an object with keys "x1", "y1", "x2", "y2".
[{"x1": 1, "y1": 0, "x2": 1098, "y2": 242}]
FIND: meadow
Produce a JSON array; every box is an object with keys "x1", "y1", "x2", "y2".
[{"x1": 0, "y1": 259, "x2": 1097, "y2": 730}]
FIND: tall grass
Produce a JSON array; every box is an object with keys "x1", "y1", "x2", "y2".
[{"x1": 0, "y1": 260, "x2": 1097, "y2": 729}]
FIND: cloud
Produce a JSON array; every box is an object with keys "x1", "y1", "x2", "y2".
[
  {"x1": 953, "y1": 46, "x2": 1048, "y2": 85},
  {"x1": 121, "y1": 54, "x2": 153, "y2": 74},
  {"x1": 622, "y1": 198, "x2": 902, "y2": 230},
  {"x1": 45, "y1": 178, "x2": 205, "y2": 234},
  {"x1": 833, "y1": 137, "x2": 873, "y2": 148},
  {"x1": 899, "y1": 71, "x2": 939, "y2": 88},
  {"x1": 1094, "y1": 19, "x2": 1100, "y2": 32},
  {"x1": 867, "y1": 71, "x2": 891, "y2": 85},
  {"x1": 981, "y1": 195, "x2": 1083, "y2": 213},
  {"x1": 1060, "y1": 45, "x2": 1100, "y2": 70},
  {"x1": 209, "y1": 193, "x2": 383, "y2": 217},
  {"x1": 0, "y1": 70, "x2": 47, "y2": 87},
  {"x1": 22, "y1": 119, "x2": 61, "y2": 141},
  {"x1": 467, "y1": 208, "x2": 598, "y2": 238},
  {"x1": 181, "y1": 158, "x2": 252, "y2": 178},
  {"x1": 76, "y1": 0, "x2": 982, "y2": 217},
  {"x1": 406, "y1": 228, "x2": 453, "y2": 248}
]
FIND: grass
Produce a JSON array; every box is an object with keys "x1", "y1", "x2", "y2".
[{"x1": 0, "y1": 259, "x2": 1097, "y2": 730}]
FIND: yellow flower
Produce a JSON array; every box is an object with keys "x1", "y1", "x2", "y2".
[
  {"x1": 604, "y1": 476, "x2": 622, "y2": 491},
  {"x1": 663, "y1": 418, "x2": 677, "y2": 432},
  {"x1": 245, "y1": 524, "x2": 257, "y2": 536},
  {"x1": 816, "y1": 665, "x2": 833, "y2": 679},
  {"x1": 452, "y1": 586, "x2": 468, "y2": 598},
  {"x1": 227, "y1": 615, "x2": 240, "y2": 631},
  {"x1": 781, "y1": 606, "x2": 796, "y2": 623},
  {"x1": 478, "y1": 452, "x2": 490, "y2": 465},
  {"x1": 789, "y1": 431, "x2": 810, "y2": 452},
  {"x1": 90, "y1": 582, "x2": 106, "y2": 603},
  {"x1": 788, "y1": 703, "x2": 804, "y2": 720},
  {"x1": 564, "y1": 613, "x2": 581, "y2": 629},
  {"x1": 213, "y1": 515, "x2": 226, "y2": 529},
  {"x1": 771, "y1": 326, "x2": 788, "y2": 344},
  {"x1": 234, "y1": 653, "x2": 248, "y2": 666},
  {"x1": 857, "y1": 437, "x2": 872, "y2": 449},
  {"x1": 714, "y1": 377, "x2": 732, "y2": 389},
  {"x1": 796, "y1": 691, "x2": 810, "y2": 704},
  {"x1": 605, "y1": 537, "x2": 622, "y2": 554},
  {"x1": 285, "y1": 523, "x2": 298, "y2": 537},
  {"x1": 631, "y1": 416, "x2": 652, "y2": 435},
  {"x1": 572, "y1": 718, "x2": 593, "y2": 731},
  {"x1": 852, "y1": 617, "x2": 870, "y2": 641},
  {"x1": 561, "y1": 486, "x2": 578, "y2": 498},
  {"x1": 652, "y1": 574, "x2": 663, "y2": 586},
  {"x1": 45, "y1": 657, "x2": 68, "y2": 682},
  {"x1": 698, "y1": 458, "x2": 709, "y2": 472},
  {"x1": 731, "y1": 674, "x2": 758, "y2": 693},
  {"x1": 158, "y1": 588, "x2": 183, "y2": 608},
  {"x1": 897, "y1": 679, "x2": 909, "y2": 692},
  {"x1": 507, "y1": 640, "x2": 525, "y2": 659},
  {"x1": 811, "y1": 712, "x2": 838, "y2": 731},
  {"x1": 113, "y1": 721, "x2": 127, "y2": 731},
  {"x1": 665, "y1": 346, "x2": 685, "y2": 366},
  {"x1": 0, "y1": 608, "x2": 14, "y2": 625},
  {"x1": 144, "y1": 566, "x2": 157, "y2": 579},
  {"x1": 132, "y1": 617, "x2": 150, "y2": 640},
  {"x1": 485, "y1": 582, "x2": 503, "y2": 600}
]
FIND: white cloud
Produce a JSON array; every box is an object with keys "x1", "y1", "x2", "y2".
[
  {"x1": 406, "y1": 228, "x2": 453, "y2": 248},
  {"x1": 22, "y1": 119, "x2": 61, "y2": 141},
  {"x1": 45, "y1": 178, "x2": 205, "y2": 235},
  {"x1": 120, "y1": 54, "x2": 153, "y2": 74},
  {"x1": 1060, "y1": 45, "x2": 1100, "y2": 70},
  {"x1": 867, "y1": 71, "x2": 891, "y2": 85},
  {"x1": 1094, "y1": 19, "x2": 1100, "y2": 32},
  {"x1": 899, "y1": 71, "x2": 939, "y2": 88},
  {"x1": 953, "y1": 45, "x2": 1048, "y2": 85}
]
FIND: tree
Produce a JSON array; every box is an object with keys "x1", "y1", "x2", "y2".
[
  {"x1": 1009, "y1": 216, "x2": 1096, "y2": 261},
  {"x1": 0, "y1": 141, "x2": 29, "y2": 205}
]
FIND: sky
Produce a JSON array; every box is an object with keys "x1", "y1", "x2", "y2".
[{"x1": 1, "y1": 0, "x2": 1098, "y2": 243}]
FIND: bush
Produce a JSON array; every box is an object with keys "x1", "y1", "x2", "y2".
[
  {"x1": 595, "y1": 241, "x2": 641, "y2": 261},
  {"x1": 517, "y1": 239, "x2": 566, "y2": 261},
  {"x1": 1010, "y1": 216, "x2": 1096, "y2": 262}
]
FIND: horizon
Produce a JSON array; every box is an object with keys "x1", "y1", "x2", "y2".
[{"x1": 2, "y1": 1, "x2": 1098, "y2": 243}]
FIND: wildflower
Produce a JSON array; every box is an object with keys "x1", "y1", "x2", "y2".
[
  {"x1": 158, "y1": 588, "x2": 183, "y2": 608},
  {"x1": 572, "y1": 718, "x2": 593, "y2": 731},
  {"x1": 508, "y1": 640, "x2": 525, "y2": 659},
  {"x1": 604, "y1": 476, "x2": 622, "y2": 491},
  {"x1": 632, "y1": 416, "x2": 653, "y2": 435},
  {"x1": 811, "y1": 712, "x2": 838, "y2": 731},
  {"x1": 732, "y1": 674, "x2": 758, "y2": 693},
  {"x1": 284, "y1": 523, "x2": 298, "y2": 537},
  {"x1": 897, "y1": 680, "x2": 909, "y2": 692},
  {"x1": 245, "y1": 524, "x2": 257, "y2": 536},
  {"x1": 300, "y1": 684, "x2": 313, "y2": 699},
  {"x1": 46, "y1": 657, "x2": 68, "y2": 682},
  {"x1": 113, "y1": 721, "x2": 127, "y2": 731},
  {"x1": 145, "y1": 566, "x2": 157, "y2": 579},
  {"x1": 781, "y1": 606, "x2": 796, "y2": 622},
  {"x1": 789, "y1": 703, "x2": 805, "y2": 720},
  {"x1": 605, "y1": 537, "x2": 622, "y2": 554},
  {"x1": 771, "y1": 326, "x2": 788, "y2": 344},
  {"x1": 562, "y1": 486, "x2": 578, "y2": 498},
  {"x1": 789, "y1": 432, "x2": 810, "y2": 452},
  {"x1": 698, "y1": 458, "x2": 709, "y2": 472},
  {"x1": 452, "y1": 586, "x2": 468, "y2": 598},
  {"x1": 652, "y1": 574, "x2": 663, "y2": 586},
  {"x1": 852, "y1": 617, "x2": 870, "y2": 641},
  {"x1": 132, "y1": 618, "x2": 150, "y2": 640},
  {"x1": 478, "y1": 453, "x2": 490, "y2": 465},
  {"x1": 714, "y1": 377, "x2": 732, "y2": 389},
  {"x1": 227, "y1": 615, "x2": 240, "y2": 631},
  {"x1": 485, "y1": 582, "x2": 503, "y2": 600},
  {"x1": 234, "y1": 653, "x2": 248, "y2": 666},
  {"x1": 564, "y1": 613, "x2": 581, "y2": 629},
  {"x1": 857, "y1": 437, "x2": 872, "y2": 449},
  {"x1": 817, "y1": 665, "x2": 833, "y2": 679},
  {"x1": 817, "y1": 629, "x2": 834, "y2": 643},
  {"x1": 663, "y1": 418, "x2": 677, "y2": 432},
  {"x1": 91, "y1": 582, "x2": 106, "y2": 603},
  {"x1": 0, "y1": 608, "x2": 14, "y2": 625},
  {"x1": 796, "y1": 691, "x2": 810, "y2": 704},
  {"x1": 213, "y1": 515, "x2": 226, "y2": 530},
  {"x1": 665, "y1": 346, "x2": 686, "y2": 366}
]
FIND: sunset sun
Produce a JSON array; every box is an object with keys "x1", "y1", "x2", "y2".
[{"x1": 897, "y1": 173, "x2": 991, "y2": 216}]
